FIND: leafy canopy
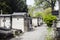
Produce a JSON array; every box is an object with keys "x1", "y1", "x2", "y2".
[
  {"x1": 0, "y1": 0, "x2": 27, "y2": 14},
  {"x1": 34, "y1": 0, "x2": 56, "y2": 9},
  {"x1": 34, "y1": 7, "x2": 57, "y2": 27}
]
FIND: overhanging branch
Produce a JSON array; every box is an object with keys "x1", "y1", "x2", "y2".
[{"x1": 45, "y1": 0, "x2": 51, "y2": 4}]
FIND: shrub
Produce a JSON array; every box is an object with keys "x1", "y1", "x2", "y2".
[
  {"x1": 32, "y1": 7, "x2": 57, "y2": 27},
  {"x1": 34, "y1": 12, "x2": 42, "y2": 17},
  {"x1": 43, "y1": 14, "x2": 57, "y2": 27},
  {"x1": 41, "y1": 7, "x2": 57, "y2": 27}
]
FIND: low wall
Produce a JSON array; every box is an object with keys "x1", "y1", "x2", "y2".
[
  {"x1": 32, "y1": 17, "x2": 43, "y2": 27},
  {"x1": 32, "y1": 18, "x2": 38, "y2": 27}
]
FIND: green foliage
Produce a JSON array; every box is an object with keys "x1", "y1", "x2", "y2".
[
  {"x1": 28, "y1": 6, "x2": 35, "y2": 17},
  {"x1": 34, "y1": 7, "x2": 57, "y2": 27},
  {"x1": 44, "y1": 7, "x2": 52, "y2": 14},
  {"x1": 0, "y1": 0, "x2": 12, "y2": 14},
  {"x1": 34, "y1": 0, "x2": 56, "y2": 9},
  {"x1": 41, "y1": 7, "x2": 52, "y2": 18},
  {"x1": 42, "y1": 8, "x2": 57, "y2": 27},
  {"x1": 28, "y1": 6, "x2": 57, "y2": 27},
  {"x1": 34, "y1": 12, "x2": 42, "y2": 17},
  {"x1": 43, "y1": 14, "x2": 57, "y2": 27},
  {"x1": 0, "y1": 0, "x2": 27, "y2": 14}
]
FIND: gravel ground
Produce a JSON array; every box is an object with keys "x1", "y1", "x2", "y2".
[{"x1": 10, "y1": 24, "x2": 48, "y2": 40}]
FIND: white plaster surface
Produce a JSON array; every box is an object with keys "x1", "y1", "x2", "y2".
[
  {"x1": 12, "y1": 17, "x2": 24, "y2": 32},
  {"x1": 32, "y1": 18, "x2": 38, "y2": 26}
]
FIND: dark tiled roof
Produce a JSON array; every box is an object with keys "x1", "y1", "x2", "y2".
[
  {"x1": 0, "y1": 14, "x2": 11, "y2": 17},
  {"x1": 12, "y1": 12, "x2": 26, "y2": 16},
  {"x1": 0, "y1": 12, "x2": 27, "y2": 16}
]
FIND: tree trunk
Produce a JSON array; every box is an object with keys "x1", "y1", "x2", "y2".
[
  {"x1": 51, "y1": 0, "x2": 55, "y2": 15},
  {"x1": 37, "y1": 17, "x2": 39, "y2": 26},
  {"x1": 58, "y1": 0, "x2": 60, "y2": 19}
]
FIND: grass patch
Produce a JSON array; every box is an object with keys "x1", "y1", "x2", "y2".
[
  {"x1": 46, "y1": 35, "x2": 53, "y2": 40},
  {"x1": 46, "y1": 27, "x2": 53, "y2": 40},
  {"x1": 47, "y1": 27, "x2": 53, "y2": 33}
]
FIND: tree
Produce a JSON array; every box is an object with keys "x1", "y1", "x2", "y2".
[
  {"x1": 35, "y1": 12, "x2": 42, "y2": 26},
  {"x1": 0, "y1": 0, "x2": 12, "y2": 14},
  {"x1": 28, "y1": 6, "x2": 35, "y2": 17},
  {"x1": 34, "y1": 0, "x2": 56, "y2": 11},
  {"x1": 10, "y1": 0, "x2": 27, "y2": 12},
  {"x1": 0, "y1": 0, "x2": 28, "y2": 14},
  {"x1": 6, "y1": 0, "x2": 28, "y2": 12},
  {"x1": 58, "y1": 0, "x2": 60, "y2": 19},
  {"x1": 34, "y1": 8, "x2": 57, "y2": 27}
]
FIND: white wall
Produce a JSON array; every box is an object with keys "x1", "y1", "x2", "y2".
[
  {"x1": 1, "y1": 17, "x2": 4, "y2": 27},
  {"x1": 32, "y1": 18, "x2": 38, "y2": 26},
  {"x1": 57, "y1": 21, "x2": 60, "y2": 28},
  {"x1": 39, "y1": 18, "x2": 43, "y2": 25},
  {"x1": 0, "y1": 17, "x2": 10, "y2": 28},
  {"x1": 5, "y1": 17, "x2": 10, "y2": 28},
  {"x1": 12, "y1": 17, "x2": 24, "y2": 32}
]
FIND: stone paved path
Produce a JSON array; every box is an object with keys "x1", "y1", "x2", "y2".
[{"x1": 10, "y1": 24, "x2": 48, "y2": 40}]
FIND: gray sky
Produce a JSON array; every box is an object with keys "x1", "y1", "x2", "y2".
[
  {"x1": 26, "y1": 0, "x2": 34, "y2": 6},
  {"x1": 54, "y1": 1, "x2": 59, "y2": 10}
]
